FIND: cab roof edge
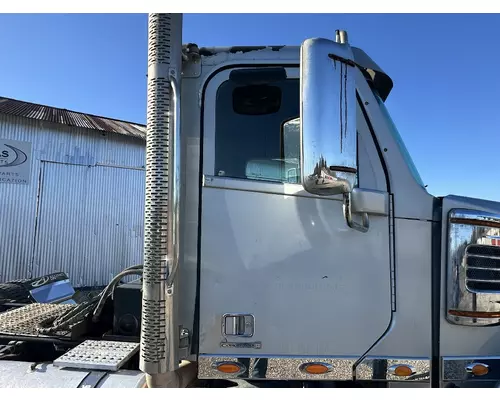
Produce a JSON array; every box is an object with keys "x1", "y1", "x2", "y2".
[{"x1": 182, "y1": 43, "x2": 393, "y2": 101}]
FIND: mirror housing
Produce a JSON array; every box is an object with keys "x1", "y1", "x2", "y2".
[{"x1": 300, "y1": 37, "x2": 357, "y2": 197}]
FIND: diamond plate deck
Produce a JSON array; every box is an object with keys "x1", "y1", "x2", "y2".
[
  {"x1": 54, "y1": 340, "x2": 140, "y2": 371},
  {"x1": 0, "y1": 303, "x2": 74, "y2": 337}
]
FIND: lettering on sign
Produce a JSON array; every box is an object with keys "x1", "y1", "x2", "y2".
[
  {"x1": 0, "y1": 139, "x2": 32, "y2": 185},
  {"x1": 26, "y1": 272, "x2": 68, "y2": 289}
]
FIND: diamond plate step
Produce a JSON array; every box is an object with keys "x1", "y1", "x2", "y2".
[
  {"x1": 0, "y1": 303, "x2": 74, "y2": 337},
  {"x1": 54, "y1": 340, "x2": 139, "y2": 371}
]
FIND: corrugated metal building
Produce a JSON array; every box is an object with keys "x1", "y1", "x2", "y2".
[{"x1": 0, "y1": 96, "x2": 146, "y2": 287}]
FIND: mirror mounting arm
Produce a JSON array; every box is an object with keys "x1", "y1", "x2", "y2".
[{"x1": 343, "y1": 192, "x2": 370, "y2": 233}]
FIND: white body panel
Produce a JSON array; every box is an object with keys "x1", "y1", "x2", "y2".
[
  {"x1": 199, "y1": 180, "x2": 392, "y2": 356},
  {"x1": 370, "y1": 218, "x2": 433, "y2": 357}
]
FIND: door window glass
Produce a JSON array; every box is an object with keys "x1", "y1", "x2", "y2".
[{"x1": 214, "y1": 73, "x2": 300, "y2": 183}]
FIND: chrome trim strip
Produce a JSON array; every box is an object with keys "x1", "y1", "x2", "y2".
[
  {"x1": 443, "y1": 357, "x2": 500, "y2": 381},
  {"x1": 446, "y1": 208, "x2": 500, "y2": 326},
  {"x1": 389, "y1": 194, "x2": 396, "y2": 312},
  {"x1": 203, "y1": 175, "x2": 344, "y2": 201},
  {"x1": 467, "y1": 279, "x2": 500, "y2": 284},
  {"x1": 468, "y1": 264, "x2": 500, "y2": 270},
  {"x1": 468, "y1": 254, "x2": 500, "y2": 261},
  {"x1": 450, "y1": 209, "x2": 500, "y2": 228},
  {"x1": 198, "y1": 356, "x2": 430, "y2": 382}
]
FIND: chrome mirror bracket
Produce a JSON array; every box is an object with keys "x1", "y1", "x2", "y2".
[{"x1": 343, "y1": 192, "x2": 369, "y2": 233}]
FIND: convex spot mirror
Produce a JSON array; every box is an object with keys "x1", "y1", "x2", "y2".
[{"x1": 300, "y1": 37, "x2": 357, "y2": 197}]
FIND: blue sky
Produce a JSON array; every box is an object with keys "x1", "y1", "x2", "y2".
[{"x1": 0, "y1": 13, "x2": 499, "y2": 201}]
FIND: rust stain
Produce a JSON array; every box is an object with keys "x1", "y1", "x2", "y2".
[{"x1": 0, "y1": 96, "x2": 145, "y2": 140}]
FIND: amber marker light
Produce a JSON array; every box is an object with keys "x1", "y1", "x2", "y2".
[
  {"x1": 388, "y1": 364, "x2": 416, "y2": 377},
  {"x1": 299, "y1": 362, "x2": 333, "y2": 375},
  {"x1": 449, "y1": 310, "x2": 500, "y2": 318},
  {"x1": 467, "y1": 363, "x2": 489, "y2": 377},
  {"x1": 212, "y1": 361, "x2": 245, "y2": 374}
]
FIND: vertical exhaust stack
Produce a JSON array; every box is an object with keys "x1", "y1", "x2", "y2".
[
  {"x1": 335, "y1": 29, "x2": 348, "y2": 44},
  {"x1": 141, "y1": 13, "x2": 183, "y2": 388}
]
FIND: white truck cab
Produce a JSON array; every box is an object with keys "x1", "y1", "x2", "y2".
[
  {"x1": 184, "y1": 40, "x2": 431, "y2": 381},
  {"x1": 1, "y1": 14, "x2": 499, "y2": 389},
  {"x1": 172, "y1": 31, "x2": 500, "y2": 387}
]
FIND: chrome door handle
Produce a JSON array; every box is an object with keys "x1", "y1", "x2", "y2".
[{"x1": 222, "y1": 314, "x2": 255, "y2": 337}]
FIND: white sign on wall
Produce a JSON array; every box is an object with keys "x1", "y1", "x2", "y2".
[{"x1": 0, "y1": 139, "x2": 32, "y2": 185}]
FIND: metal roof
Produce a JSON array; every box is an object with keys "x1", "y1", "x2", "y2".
[{"x1": 0, "y1": 97, "x2": 146, "y2": 141}]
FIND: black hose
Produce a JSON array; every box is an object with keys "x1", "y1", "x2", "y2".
[
  {"x1": 37, "y1": 299, "x2": 99, "y2": 334},
  {"x1": 125, "y1": 264, "x2": 143, "y2": 271},
  {"x1": 92, "y1": 268, "x2": 143, "y2": 322},
  {"x1": 0, "y1": 334, "x2": 79, "y2": 346},
  {"x1": 35, "y1": 264, "x2": 143, "y2": 335}
]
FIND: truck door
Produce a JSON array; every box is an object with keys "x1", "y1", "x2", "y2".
[{"x1": 198, "y1": 66, "x2": 392, "y2": 376}]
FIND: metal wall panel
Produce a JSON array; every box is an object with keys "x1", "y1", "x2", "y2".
[
  {"x1": 0, "y1": 114, "x2": 145, "y2": 285},
  {"x1": 33, "y1": 162, "x2": 145, "y2": 287}
]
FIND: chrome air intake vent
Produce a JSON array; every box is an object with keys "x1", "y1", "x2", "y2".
[
  {"x1": 447, "y1": 209, "x2": 500, "y2": 326},
  {"x1": 465, "y1": 244, "x2": 500, "y2": 292}
]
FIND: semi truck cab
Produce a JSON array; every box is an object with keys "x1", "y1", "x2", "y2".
[
  {"x1": 176, "y1": 35, "x2": 500, "y2": 387},
  {"x1": 1, "y1": 16, "x2": 500, "y2": 389}
]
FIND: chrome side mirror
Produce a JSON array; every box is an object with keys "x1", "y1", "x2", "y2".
[
  {"x1": 300, "y1": 35, "x2": 357, "y2": 196},
  {"x1": 300, "y1": 33, "x2": 369, "y2": 232}
]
